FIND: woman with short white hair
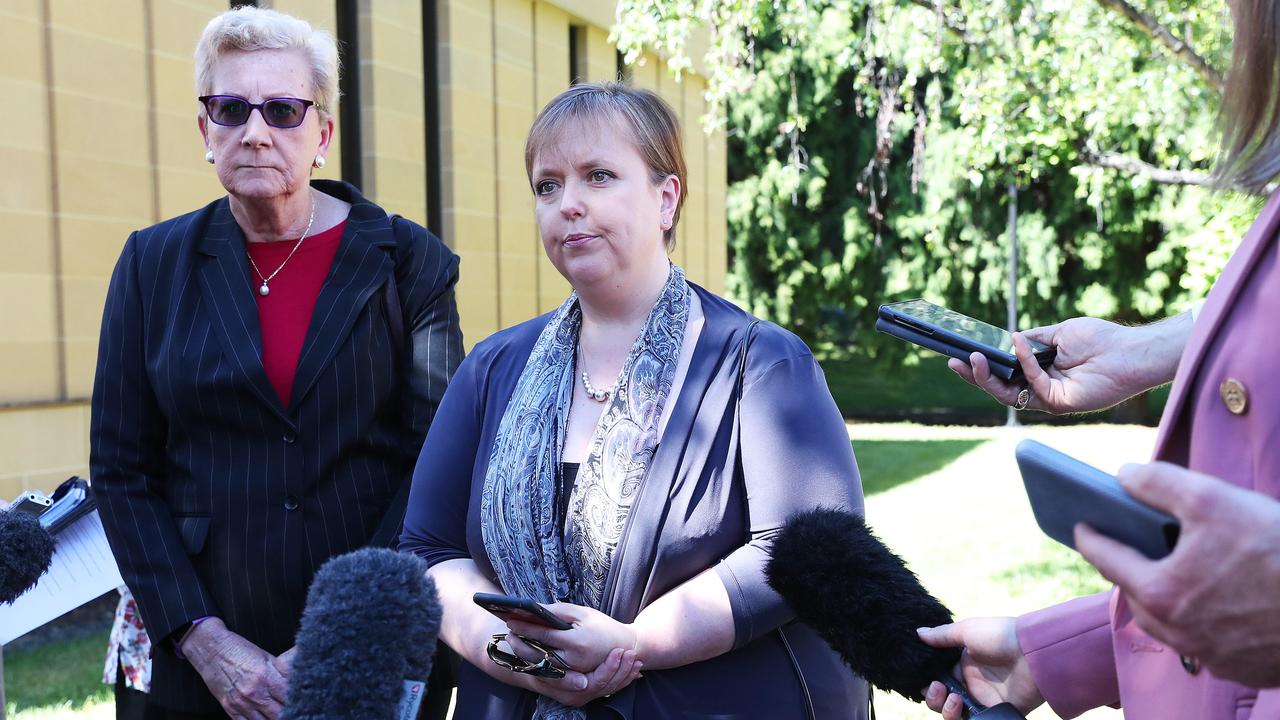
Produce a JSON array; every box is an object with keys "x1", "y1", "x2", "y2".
[{"x1": 90, "y1": 7, "x2": 463, "y2": 718}]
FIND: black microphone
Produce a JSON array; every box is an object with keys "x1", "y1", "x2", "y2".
[
  {"x1": 766, "y1": 508, "x2": 1025, "y2": 719},
  {"x1": 282, "y1": 548, "x2": 441, "y2": 720},
  {"x1": 0, "y1": 508, "x2": 56, "y2": 604}
]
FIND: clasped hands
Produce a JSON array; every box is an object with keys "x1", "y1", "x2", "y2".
[
  {"x1": 499, "y1": 603, "x2": 643, "y2": 707},
  {"x1": 182, "y1": 617, "x2": 297, "y2": 720}
]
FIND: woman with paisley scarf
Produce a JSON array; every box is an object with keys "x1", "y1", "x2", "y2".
[{"x1": 400, "y1": 82, "x2": 868, "y2": 719}]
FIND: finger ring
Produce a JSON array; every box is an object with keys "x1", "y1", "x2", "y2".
[{"x1": 1014, "y1": 386, "x2": 1032, "y2": 411}]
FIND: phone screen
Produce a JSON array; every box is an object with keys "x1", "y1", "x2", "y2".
[{"x1": 892, "y1": 300, "x2": 1049, "y2": 354}]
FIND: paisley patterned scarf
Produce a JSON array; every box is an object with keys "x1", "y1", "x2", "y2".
[{"x1": 480, "y1": 265, "x2": 690, "y2": 719}]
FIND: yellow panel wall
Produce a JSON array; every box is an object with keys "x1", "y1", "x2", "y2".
[
  {"x1": 0, "y1": 404, "x2": 91, "y2": 501},
  {"x1": 494, "y1": 0, "x2": 540, "y2": 329},
  {"x1": 682, "y1": 76, "x2": 708, "y2": 286},
  {"x1": 582, "y1": 24, "x2": 615, "y2": 83},
  {"x1": 533, "y1": 1, "x2": 572, "y2": 314},
  {"x1": 0, "y1": 2, "x2": 60, "y2": 404},
  {"x1": 439, "y1": 0, "x2": 500, "y2": 343},
  {"x1": 361, "y1": 0, "x2": 427, "y2": 225},
  {"x1": 49, "y1": 0, "x2": 155, "y2": 399}
]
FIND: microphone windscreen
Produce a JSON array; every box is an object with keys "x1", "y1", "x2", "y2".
[
  {"x1": 766, "y1": 508, "x2": 960, "y2": 702},
  {"x1": 0, "y1": 509, "x2": 56, "y2": 604},
  {"x1": 282, "y1": 548, "x2": 441, "y2": 720}
]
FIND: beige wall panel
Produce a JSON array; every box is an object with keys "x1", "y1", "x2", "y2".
[
  {"x1": 56, "y1": 158, "x2": 154, "y2": 222},
  {"x1": 157, "y1": 168, "x2": 224, "y2": 218},
  {"x1": 0, "y1": 2, "x2": 41, "y2": 22},
  {"x1": 0, "y1": 275, "x2": 60, "y2": 402},
  {"x1": 438, "y1": 0, "x2": 499, "y2": 344},
  {"x1": 705, "y1": 126, "x2": 728, "y2": 294},
  {"x1": 541, "y1": 0, "x2": 612, "y2": 29},
  {"x1": 0, "y1": 212, "x2": 54, "y2": 275},
  {"x1": 49, "y1": 30, "x2": 148, "y2": 101},
  {"x1": 59, "y1": 216, "x2": 136, "y2": 278},
  {"x1": 494, "y1": 0, "x2": 539, "y2": 328},
  {"x1": 368, "y1": 0, "x2": 420, "y2": 28},
  {"x1": 534, "y1": 2, "x2": 570, "y2": 106},
  {"x1": 49, "y1": 0, "x2": 145, "y2": 48},
  {"x1": 630, "y1": 51, "x2": 660, "y2": 90},
  {"x1": 681, "y1": 76, "x2": 708, "y2": 285},
  {"x1": 150, "y1": 0, "x2": 223, "y2": 58},
  {"x1": 0, "y1": 404, "x2": 90, "y2": 498},
  {"x1": 269, "y1": 0, "x2": 336, "y2": 33},
  {"x1": 156, "y1": 112, "x2": 204, "y2": 172},
  {"x1": 371, "y1": 155, "x2": 427, "y2": 222},
  {"x1": 583, "y1": 25, "x2": 615, "y2": 83},
  {"x1": 63, "y1": 276, "x2": 111, "y2": 399},
  {"x1": 0, "y1": 11, "x2": 45, "y2": 85},
  {"x1": 154, "y1": 53, "x2": 200, "y2": 113},
  {"x1": 54, "y1": 94, "x2": 150, "y2": 165},
  {"x1": 0, "y1": 146, "x2": 53, "y2": 213},
  {"x1": 370, "y1": 19, "x2": 424, "y2": 74},
  {"x1": 0, "y1": 343, "x2": 59, "y2": 405}
]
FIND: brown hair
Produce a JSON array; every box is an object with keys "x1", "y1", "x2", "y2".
[
  {"x1": 525, "y1": 82, "x2": 688, "y2": 249},
  {"x1": 1216, "y1": 0, "x2": 1280, "y2": 192}
]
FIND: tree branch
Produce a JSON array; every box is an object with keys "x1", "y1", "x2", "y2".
[
  {"x1": 1080, "y1": 150, "x2": 1217, "y2": 188},
  {"x1": 907, "y1": 0, "x2": 976, "y2": 43},
  {"x1": 1092, "y1": 0, "x2": 1224, "y2": 93}
]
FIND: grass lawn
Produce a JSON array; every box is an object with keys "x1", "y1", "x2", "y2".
[
  {"x1": 4, "y1": 630, "x2": 113, "y2": 719},
  {"x1": 5, "y1": 422, "x2": 1148, "y2": 719}
]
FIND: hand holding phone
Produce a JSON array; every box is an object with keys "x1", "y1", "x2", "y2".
[
  {"x1": 1016, "y1": 440, "x2": 1179, "y2": 560},
  {"x1": 473, "y1": 592, "x2": 573, "y2": 631},
  {"x1": 877, "y1": 299, "x2": 1056, "y2": 381}
]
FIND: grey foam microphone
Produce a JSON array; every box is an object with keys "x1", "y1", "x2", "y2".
[
  {"x1": 0, "y1": 508, "x2": 55, "y2": 604},
  {"x1": 281, "y1": 548, "x2": 441, "y2": 720},
  {"x1": 766, "y1": 508, "x2": 1026, "y2": 719}
]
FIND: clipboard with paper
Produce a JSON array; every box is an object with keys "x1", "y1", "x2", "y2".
[{"x1": 1, "y1": 477, "x2": 123, "y2": 645}]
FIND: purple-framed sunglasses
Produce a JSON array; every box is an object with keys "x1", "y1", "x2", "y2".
[{"x1": 198, "y1": 95, "x2": 317, "y2": 129}]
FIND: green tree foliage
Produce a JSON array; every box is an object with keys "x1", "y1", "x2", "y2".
[{"x1": 615, "y1": 0, "x2": 1261, "y2": 355}]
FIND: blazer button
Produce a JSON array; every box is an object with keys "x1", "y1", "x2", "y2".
[
  {"x1": 1220, "y1": 378, "x2": 1248, "y2": 415},
  {"x1": 284, "y1": 496, "x2": 300, "y2": 511},
  {"x1": 283, "y1": 430, "x2": 297, "y2": 443},
  {"x1": 1180, "y1": 654, "x2": 1200, "y2": 675}
]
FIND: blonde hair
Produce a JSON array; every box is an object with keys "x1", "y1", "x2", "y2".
[
  {"x1": 1216, "y1": 0, "x2": 1280, "y2": 192},
  {"x1": 525, "y1": 82, "x2": 688, "y2": 249},
  {"x1": 194, "y1": 6, "x2": 339, "y2": 122}
]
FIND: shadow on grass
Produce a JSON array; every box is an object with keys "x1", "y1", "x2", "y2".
[
  {"x1": 855, "y1": 439, "x2": 987, "y2": 496},
  {"x1": 5, "y1": 629, "x2": 112, "y2": 717}
]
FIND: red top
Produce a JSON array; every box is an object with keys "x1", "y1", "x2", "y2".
[{"x1": 246, "y1": 221, "x2": 346, "y2": 408}]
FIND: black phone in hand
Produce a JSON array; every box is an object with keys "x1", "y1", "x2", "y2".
[
  {"x1": 877, "y1": 299, "x2": 1056, "y2": 381},
  {"x1": 474, "y1": 592, "x2": 573, "y2": 630}
]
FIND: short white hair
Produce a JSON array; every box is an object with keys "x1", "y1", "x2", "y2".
[{"x1": 194, "y1": 6, "x2": 339, "y2": 122}]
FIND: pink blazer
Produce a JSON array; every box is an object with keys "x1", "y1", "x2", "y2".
[{"x1": 1015, "y1": 189, "x2": 1280, "y2": 720}]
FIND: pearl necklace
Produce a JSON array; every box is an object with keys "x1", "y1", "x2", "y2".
[
  {"x1": 578, "y1": 343, "x2": 618, "y2": 403},
  {"x1": 246, "y1": 194, "x2": 316, "y2": 297}
]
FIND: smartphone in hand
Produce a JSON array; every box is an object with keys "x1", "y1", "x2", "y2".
[
  {"x1": 1016, "y1": 439, "x2": 1179, "y2": 560},
  {"x1": 473, "y1": 592, "x2": 573, "y2": 630},
  {"x1": 877, "y1": 299, "x2": 1056, "y2": 381}
]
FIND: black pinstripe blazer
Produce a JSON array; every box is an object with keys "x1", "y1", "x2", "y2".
[{"x1": 90, "y1": 180, "x2": 463, "y2": 712}]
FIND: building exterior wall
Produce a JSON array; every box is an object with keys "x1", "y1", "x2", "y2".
[{"x1": 0, "y1": 0, "x2": 728, "y2": 502}]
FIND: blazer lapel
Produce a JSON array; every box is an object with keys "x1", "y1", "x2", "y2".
[
  {"x1": 196, "y1": 199, "x2": 293, "y2": 427},
  {"x1": 288, "y1": 189, "x2": 395, "y2": 412},
  {"x1": 1153, "y1": 190, "x2": 1280, "y2": 457}
]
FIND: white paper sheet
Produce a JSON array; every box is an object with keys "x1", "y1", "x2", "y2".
[{"x1": 0, "y1": 510, "x2": 123, "y2": 645}]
